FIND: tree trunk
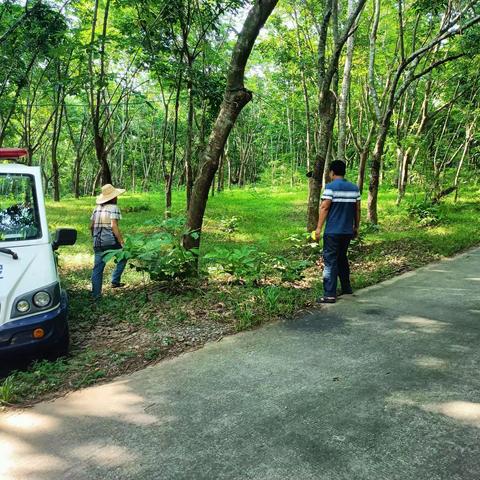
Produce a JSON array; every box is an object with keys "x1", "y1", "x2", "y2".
[
  {"x1": 92, "y1": 169, "x2": 102, "y2": 196},
  {"x1": 165, "y1": 175, "x2": 173, "y2": 218},
  {"x1": 337, "y1": 0, "x2": 357, "y2": 162},
  {"x1": 185, "y1": 70, "x2": 195, "y2": 208},
  {"x1": 227, "y1": 147, "x2": 232, "y2": 189},
  {"x1": 51, "y1": 155, "x2": 60, "y2": 201},
  {"x1": 357, "y1": 148, "x2": 369, "y2": 194},
  {"x1": 454, "y1": 121, "x2": 475, "y2": 202},
  {"x1": 165, "y1": 77, "x2": 182, "y2": 217},
  {"x1": 51, "y1": 142, "x2": 60, "y2": 202},
  {"x1": 74, "y1": 154, "x2": 82, "y2": 198},
  {"x1": 367, "y1": 117, "x2": 391, "y2": 224},
  {"x1": 94, "y1": 134, "x2": 112, "y2": 185},
  {"x1": 292, "y1": 7, "x2": 312, "y2": 171},
  {"x1": 184, "y1": 88, "x2": 254, "y2": 250},
  {"x1": 217, "y1": 150, "x2": 225, "y2": 192},
  {"x1": 51, "y1": 82, "x2": 65, "y2": 202},
  {"x1": 184, "y1": 0, "x2": 279, "y2": 252},
  {"x1": 159, "y1": 105, "x2": 169, "y2": 182},
  {"x1": 51, "y1": 110, "x2": 62, "y2": 201},
  {"x1": 396, "y1": 146, "x2": 412, "y2": 205},
  {"x1": 306, "y1": 90, "x2": 336, "y2": 231}
]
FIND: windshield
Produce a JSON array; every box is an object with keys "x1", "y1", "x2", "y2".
[{"x1": 0, "y1": 174, "x2": 42, "y2": 242}]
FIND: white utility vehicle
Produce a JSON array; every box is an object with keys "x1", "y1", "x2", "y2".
[{"x1": 0, "y1": 148, "x2": 76, "y2": 358}]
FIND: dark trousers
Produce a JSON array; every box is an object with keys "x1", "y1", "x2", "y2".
[{"x1": 322, "y1": 234, "x2": 353, "y2": 297}]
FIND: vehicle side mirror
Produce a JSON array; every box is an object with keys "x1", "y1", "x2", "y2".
[{"x1": 52, "y1": 228, "x2": 77, "y2": 250}]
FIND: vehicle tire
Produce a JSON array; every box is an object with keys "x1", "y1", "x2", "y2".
[{"x1": 46, "y1": 326, "x2": 70, "y2": 360}]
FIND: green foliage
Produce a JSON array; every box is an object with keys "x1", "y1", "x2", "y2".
[
  {"x1": 412, "y1": 0, "x2": 449, "y2": 14},
  {"x1": 219, "y1": 216, "x2": 239, "y2": 234},
  {"x1": 205, "y1": 244, "x2": 311, "y2": 284},
  {"x1": 259, "y1": 286, "x2": 281, "y2": 313},
  {"x1": 286, "y1": 232, "x2": 323, "y2": 259},
  {"x1": 360, "y1": 223, "x2": 381, "y2": 234},
  {"x1": 234, "y1": 303, "x2": 258, "y2": 331},
  {"x1": 144, "y1": 347, "x2": 162, "y2": 362},
  {"x1": 1, "y1": 357, "x2": 70, "y2": 404},
  {"x1": 205, "y1": 246, "x2": 267, "y2": 284},
  {"x1": 123, "y1": 204, "x2": 151, "y2": 213},
  {"x1": 406, "y1": 201, "x2": 443, "y2": 227},
  {"x1": 257, "y1": 286, "x2": 300, "y2": 316},
  {"x1": 0, "y1": 376, "x2": 15, "y2": 405},
  {"x1": 268, "y1": 256, "x2": 311, "y2": 282},
  {"x1": 104, "y1": 217, "x2": 199, "y2": 282},
  {"x1": 0, "y1": 0, "x2": 478, "y2": 205}
]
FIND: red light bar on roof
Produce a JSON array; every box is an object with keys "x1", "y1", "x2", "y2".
[{"x1": 0, "y1": 148, "x2": 29, "y2": 159}]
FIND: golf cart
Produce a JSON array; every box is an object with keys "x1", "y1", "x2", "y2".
[{"x1": 0, "y1": 148, "x2": 77, "y2": 358}]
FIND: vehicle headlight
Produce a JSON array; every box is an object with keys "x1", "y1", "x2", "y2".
[
  {"x1": 16, "y1": 300, "x2": 30, "y2": 313},
  {"x1": 33, "y1": 291, "x2": 51, "y2": 308}
]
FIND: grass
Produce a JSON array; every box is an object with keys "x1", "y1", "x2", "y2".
[{"x1": 1, "y1": 183, "x2": 480, "y2": 406}]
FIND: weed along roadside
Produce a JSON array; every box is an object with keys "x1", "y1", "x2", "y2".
[{"x1": 1, "y1": 186, "x2": 480, "y2": 407}]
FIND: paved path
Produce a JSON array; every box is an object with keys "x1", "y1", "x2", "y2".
[{"x1": 2, "y1": 248, "x2": 480, "y2": 480}]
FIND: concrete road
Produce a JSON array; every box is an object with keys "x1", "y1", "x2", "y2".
[{"x1": 1, "y1": 248, "x2": 480, "y2": 480}]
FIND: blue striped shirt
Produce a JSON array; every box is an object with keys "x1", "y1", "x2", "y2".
[{"x1": 321, "y1": 179, "x2": 360, "y2": 235}]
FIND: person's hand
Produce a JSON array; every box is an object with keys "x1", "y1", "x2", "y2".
[
  {"x1": 353, "y1": 227, "x2": 359, "y2": 239},
  {"x1": 315, "y1": 228, "x2": 321, "y2": 242}
]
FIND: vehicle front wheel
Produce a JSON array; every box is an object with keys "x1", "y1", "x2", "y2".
[{"x1": 46, "y1": 326, "x2": 70, "y2": 360}]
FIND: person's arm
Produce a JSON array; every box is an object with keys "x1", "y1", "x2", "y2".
[
  {"x1": 90, "y1": 208, "x2": 96, "y2": 236},
  {"x1": 315, "y1": 199, "x2": 332, "y2": 239},
  {"x1": 111, "y1": 219, "x2": 124, "y2": 246},
  {"x1": 354, "y1": 200, "x2": 361, "y2": 238}
]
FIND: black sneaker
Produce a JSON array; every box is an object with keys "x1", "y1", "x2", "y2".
[
  {"x1": 317, "y1": 296, "x2": 336, "y2": 304},
  {"x1": 111, "y1": 283, "x2": 126, "y2": 288}
]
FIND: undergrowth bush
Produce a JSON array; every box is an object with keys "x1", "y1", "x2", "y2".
[
  {"x1": 205, "y1": 246, "x2": 267, "y2": 285},
  {"x1": 205, "y1": 244, "x2": 312, "y2": 285},
  {"x1": 123, "y1": 204, "x2": 151, "y2": 213},
  {"x1": 104, "y1": 216, "x2": 198, "y2": 282},
  {"x1": 286, "y1": 232, "x2": 323, "y2": 259},
  {"x1": 406, "y1": 201, "x2": 442, "y2": 227},
  {"x1": 0, "y1": 376, "x2": 15, "y2": 405},
  {"x1": 259, "y1": 286, "x2": 283, "y2": 314},
  {"x1": 268, "y1": 256, "x2": 311, "y2": 282},
  {"x1": 219, "y1": 216, "x2": 240, "y2": 234}
]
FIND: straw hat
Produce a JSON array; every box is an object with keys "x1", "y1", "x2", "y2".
[{"x1": 96, "y1": 184, "x2": 126, "y2": 204}]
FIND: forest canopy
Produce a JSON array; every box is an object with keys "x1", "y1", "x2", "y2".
[{"x1": 1, "y1": 0, "x2": 479, "y2": 230}]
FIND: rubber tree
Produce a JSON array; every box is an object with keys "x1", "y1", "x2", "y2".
[
  {"x1": 86, "y1": 0, "x2": 137, "y2": 186},
  {"x1": 292, "y1": 5, "x2": 315, "y2": 172},
  {"x1": 348, "y1": 87, "x2": 375, "y2": 194},
  {"x1": 87, "y1": 0, "x2": 113, "y2": 185},
  {"x1": 337, "y1": 0, "x2": 358, "y2": 163},
  {"x1": 306, "y1": 0, "x2": 367, "y2": 231},
  {"x1": 183, "y1": 0, "x2": 279, "y2": 252},
  {"x1": 366, "y1": 1, "x2": 480, "y2": 224}
]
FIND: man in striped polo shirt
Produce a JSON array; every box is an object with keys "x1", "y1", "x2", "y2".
[{"x1": 315, "y1": 160, "x2": 361, "y2": 303}]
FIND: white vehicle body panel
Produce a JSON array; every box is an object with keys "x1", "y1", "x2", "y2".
[{"x1": 0, "y1": 164, "x2": 58, "y2": 327}]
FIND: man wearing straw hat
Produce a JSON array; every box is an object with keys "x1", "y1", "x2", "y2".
[{"x1": 90, "y1": 184, "x2": 127, "y2": 299}]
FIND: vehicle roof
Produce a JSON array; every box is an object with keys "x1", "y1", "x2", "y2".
[
  {"x1": 0, "y1": 148, "x2": 36, "y2": 175},
  {"x1": 0, "y1": 163, "x2": 41, "y2": 175}
]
